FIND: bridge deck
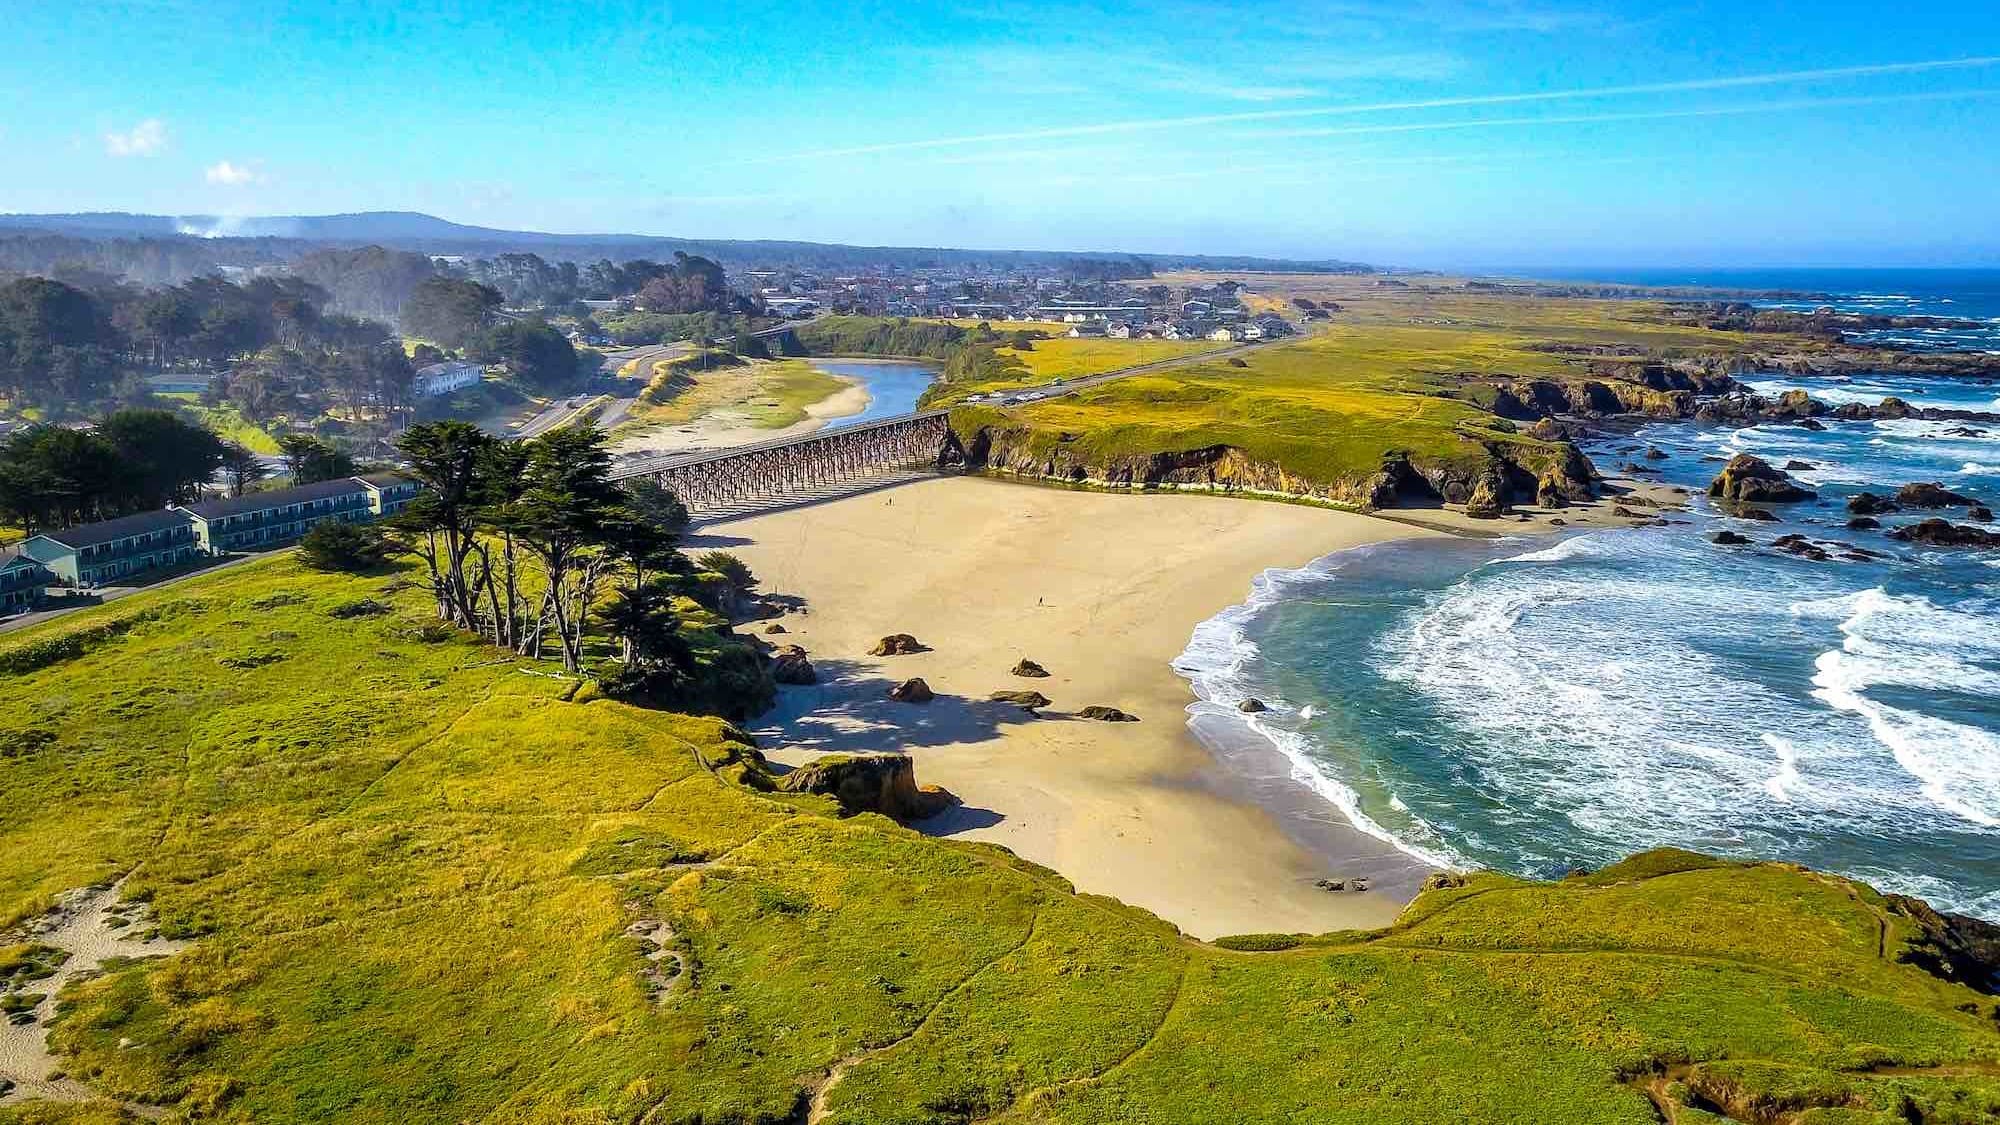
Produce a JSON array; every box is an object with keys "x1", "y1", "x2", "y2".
[{"x1": 610, "y1": 408, "x2": 951, "y2": 479}]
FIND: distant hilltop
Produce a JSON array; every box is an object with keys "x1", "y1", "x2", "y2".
[{"x1": 0, "y1": 210, "x2": 1373, "y2": 276}]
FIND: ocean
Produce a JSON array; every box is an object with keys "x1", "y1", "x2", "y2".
[
  {"x1": 1176, "y1": 277, "x2": 2000, "y2": 920},
  {"x1": 1511, "y1": 267, "x2": 2000, "y2": 353}
]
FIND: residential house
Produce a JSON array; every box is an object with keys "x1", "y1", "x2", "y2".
[
  {"x1": 1068, "y1": 321, "x2": 1107, "y2": 339},
  {"x1": 1106, "y1": 322, "x2": 1136, "y2": 339},
  {"x1": 1208, "y1": 326, "x2": 1243, "y2": 342},
  {"x1": 355, "y1": 472, "x2": 420, "y2": 518},
  {"x1": 413, "y1": 361, "x2": 484, "y2": 398},
  {"x1": 18, "y1": 510, "x2": 202, "y2": 587},
  {"x1": 177, "y1": 478, "x2": 374, "y2": 554},
  {"x1": 0, "y1": 551, "x2": 53, "y2": 610}
]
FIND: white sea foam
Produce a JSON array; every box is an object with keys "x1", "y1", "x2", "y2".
[
  {"x1": 1799, "y1": 588, "x2": 2000, "y2": 827},
  {"x1": 1960, "y1": 463, "x2": 1999, "y2": 475},
  {"x1": 1171, "y1": 543, "x2": 1463, "y2": 871},
  {"x1": 1762, "y1": 734, "x2": 1803, "y2": 802}
]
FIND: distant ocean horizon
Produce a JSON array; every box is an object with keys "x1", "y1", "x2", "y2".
[{"x1": 1482, "y1": 266, "x2": 2000, "y2": 351}]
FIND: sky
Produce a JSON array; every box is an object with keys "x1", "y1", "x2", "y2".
[{"x1": 3, "y1": 0, "x2": 1999, "y2": 268}]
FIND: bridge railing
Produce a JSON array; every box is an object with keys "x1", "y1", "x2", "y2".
[{"x1": 621, "y1": 410, "x2": 956, "y2": 512}]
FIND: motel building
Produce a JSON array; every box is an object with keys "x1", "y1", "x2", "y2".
[
  {"x1": 17, "y1": 509, "x2": 204, "y2": 587},
  {"x1": 0, "y1": 550, "x2": 55, "y2": 611},
  {"x1": 177, "y1": 478, "x2": 378, "y2": 553},
  {"x1": 16, "y1": 473, "x2": 421, "y2": 590}
]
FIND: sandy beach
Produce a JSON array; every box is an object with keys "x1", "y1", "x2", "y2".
[
  {"x1": 701, "y1": 478, "x2": 1446, "y2": 938},
  {"x1": 702, "y1": 471, "x2": 1680, "y2": 939}
]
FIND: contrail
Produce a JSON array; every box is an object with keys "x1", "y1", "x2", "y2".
[
  {"x1": 1252, "y1": 87, "x2": 2000, "y2": 139},
  {"x1": 755, "y1": 56, "x2": 2000, "y2": 162}
]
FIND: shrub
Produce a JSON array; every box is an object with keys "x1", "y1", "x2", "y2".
[
  {"x1": 326, "y1": 598, "x2": 390, "y2": 619},
  {"x1": 695, "y1": 551, "x2": 756, "y2": 593},
  {"x1": 1213, "y1": 933, "x2": 1304, "y2": 952},
  {"x1": 298, "y1": 522, "x2": 390, "y2": 572}
]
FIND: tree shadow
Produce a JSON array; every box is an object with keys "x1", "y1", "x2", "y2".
[
  {"x1": 749, "y1": 657, "x2": 1046, "y2": 753},
  {"x1": 681, "y1": 532, "x2": 755, "y2": 549}
]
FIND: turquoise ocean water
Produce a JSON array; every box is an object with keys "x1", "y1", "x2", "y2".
[{"x1": 1176, "y1": 275, "x2": 2000, "y2": 918}]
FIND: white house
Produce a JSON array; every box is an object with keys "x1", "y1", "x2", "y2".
[
  {"x1": 1208, "y1": 326, "x2": 1242, "y2": 342},
  {"x1": 413, "y1": 361, "x2": 484, "y2": 398}
]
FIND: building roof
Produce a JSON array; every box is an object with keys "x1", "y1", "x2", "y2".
[
  {"x1": 179, "y1": 477, "x2": 370, "y2": 521},
  {"x1": 0, "y1": 548, "x2": 50, "y2": 573},
  {"x1": 416, "y1": 360, "x2": 482, "y2": 378},
  {"x1": 32, "y1": 508, "x2": 195, "y2": 550},
  {"x1": 354, "y1": 471, "x2": 415, "y2": 489}
]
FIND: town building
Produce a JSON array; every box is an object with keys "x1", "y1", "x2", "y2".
[
  {"x1": 355, "y1": 472, "x2": 421, "y2": 517},
  {"x1": 0, "y1": 551, "x2": 53, "y2": 610},
  {"x1": 144, "y1": 371, "x2": 216, "y2": 394},
  {"x1": 412, "y1": 360, "x2": 485, "y2": 398},
  {"x1": 176, "y1": 478, "x2": 375, "y2": 554},
  {"x1": 17, "y1": 510, "x2": 203, "y2": 587}
]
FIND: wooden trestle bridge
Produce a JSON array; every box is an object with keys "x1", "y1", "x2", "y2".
[{"x1": 609, "y1": 410, "x2": 959, "y2": 514}]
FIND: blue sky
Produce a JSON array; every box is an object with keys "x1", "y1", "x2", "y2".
[{"x1": 4, "y1": 0, "x2": 1998, "y2": 267}]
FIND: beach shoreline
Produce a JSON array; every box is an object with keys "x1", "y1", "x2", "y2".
[{"x1": 700, "y1": 474, "x2": 1676, "y2": 938}]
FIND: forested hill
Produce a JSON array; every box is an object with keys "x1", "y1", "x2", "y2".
[{"x1": 0, "y1": 211, "x2": 1371, "y2": 279}]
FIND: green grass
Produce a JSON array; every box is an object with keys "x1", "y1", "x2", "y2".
[
  {"x1": 613, "y1": 358, "x2": 849, "y2": 438},
  {"x1": 1, "y1": 555, "x2": 1998, "y2": 1123},
  {"x1": 940, "y1": 290, "x2": 1774, "y2": 502},
  {"x1": 156, "y1": 397, "x2": 283, "y2": 455}
]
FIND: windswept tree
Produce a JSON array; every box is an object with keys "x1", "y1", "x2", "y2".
[
  {"x1": 277, "y1": 433, "x2": 356, "y2": 484},
  {"x1": 400, "y1": 277, "x2": 503, "y2": 348},
  {"x1": 470, "y1": 320, "x2": 578, "y2": 391},
  {"x1": 392, "y1": 420, "x2": 494, "y2": 630},
  {"x1": 0, "y1": 425, "x2": 127, "y2": 532},
  {"x1": 218, "y1": 441, "x2": 269, "y2": 498},
  {"x1": 507, "y1": 425, "x2": 625, "y2": 671},
  {"x1": 96, "y1": 408, "x2": 226, "y2": 506}
]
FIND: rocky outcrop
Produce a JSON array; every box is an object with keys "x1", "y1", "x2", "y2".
[
  {"x1": 869, "y1": 633, "x2": 925, "y2": 656},
  {"x1": 1847, "y1": 516, "x2": 1881, "y2": 530},
  {"x1": 763, "y1": 623, "x2": 788, "y2": 634},
  {"x1": 888, "y1": 678, "x2": 933, "y2": 703},
  {"x1": 1848, "y1": 492, "x2": 1898, "y2": 515},
  {"x1": 1711, "y1": 530, "x2": 1751, "y2": 546},
  {"x1": 1010, "y1": 658, "x2": 1050, "y2": 678},
  {"x1": 1464, "y1": 475, "x2": 1509, "y2": 519},
  {"x1": 1974, "y1": 506, "x2": 1995, "y2": 523},
  {"x1": 1078, "y1": 705, "x2": 1139, "y2": 722},
  {"x1": 1238, "y1": 699, "x2": 1269, "y2": 713},
  {"x1": 1897, "y1": 481, "x2": 1982, "y2": 509},
  {"x1": 1771, "y1": 534, "x2": 1831, "y2": 561},
  {"x1": 989, "y1": 690, "x2": 1052, "y2": 711},
  {"x1": 1888, "y1": 519, "x2": 2000, "y2": 548},
  {"x1": 953, "y1": 423, "x2": 1596, "y2": 516},
  {"x1": 1708, "y1": 455, "x2": 1817, "y2": 505},
  {"x1": 771, "y1": 646, "x2": 817, "y2": 685},
  {"x1": 776, "y1": 754, "x2": 956, "y2": 820},
  {"x1": 1885, "y1": 893, "x2": 2000, "y2": 993}
]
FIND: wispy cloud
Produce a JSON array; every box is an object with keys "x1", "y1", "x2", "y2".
[
  {"x1": 104, "y1": 118, "x2": 167, "y2": 157},
  {"x1": 1242, "y1": 87, "x2": 2000, "y2": 141},
  {"x1": 944, "y1": 44, "x2": 1459, "y2": 103},
  {"x1": 204, "y1": 159, "x2": 263, "y2": 185},
  {"x1": 755, "y1": 56, "x2": 2000, "y2": 162}
]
